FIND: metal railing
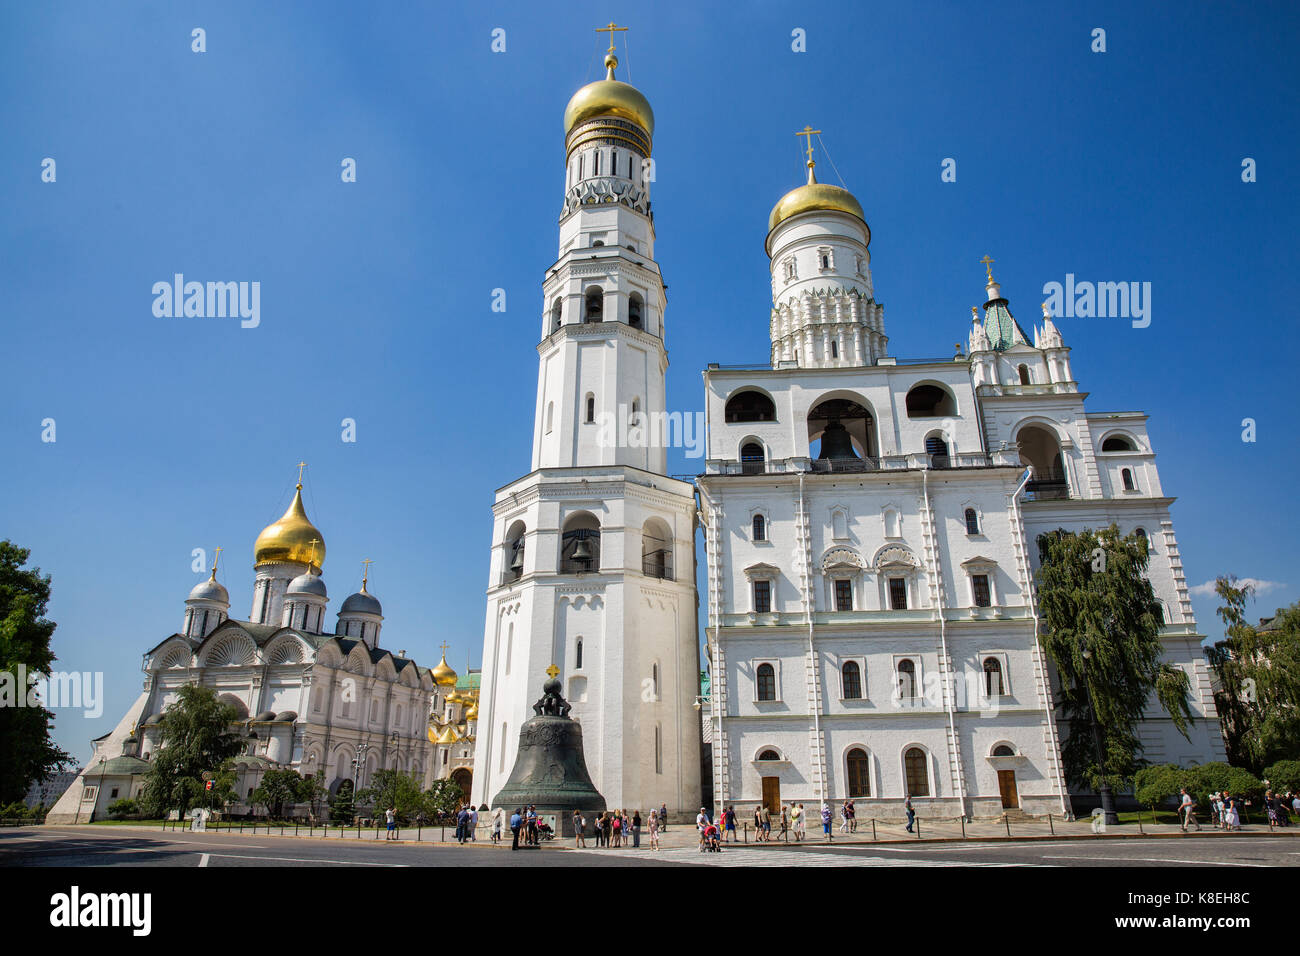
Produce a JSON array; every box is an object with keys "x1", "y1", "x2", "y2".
[{"x1": 642, "y1": 552, "x2": 674, "y2": 580}]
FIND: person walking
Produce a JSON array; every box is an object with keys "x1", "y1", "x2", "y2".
[
  {"x1": 838, "y1": 801, "x2": 850, "y2": 834},
  {"x1": 632, "y1": 810, "x2": 642, "y2": 848},
  {"x1": 760, "y1": 804, "x2": 771, "y2": 842},
  {"x1": 492, "y1": 806, "x2": 504, "y2": 844},
  {"x1": 648, "y1": 808, "x2": 660, "y2": 850},
  {"x1": 779, "y1": 804, "x2": 789, "y2": 841},
  {"x1": 696, "y1": 806, "x2": 709, "y2": 852},
  {"x1": 456, "y1": 805, "x2": 471, "y2": 844},
  {"x1": 820, "y1": 802, "x2": 832, "y2": 840},
  {"x1": 1179, "y1": 788, "x2": 1201, "y2": 832},
  {"x1": 1224, "y1": 790, "x2": 1242, "y2": 831},
  {"x1": 469, "y1": 804, "x2": 479, "y2": 842},
  {"x1": 385, "y1": 806, "x2": 397, "y2": 841},
  {"x1": 611, "y1": 811, "x2": 623, "y2": 848},
  {"x1": 904, "y1": 796, "x2": 916, "y2": 833},
  {"x1": 659, "y1": 803, "x2": 669, "y2": 832},
  {"x1": 792, "y1": 803, "x2": 805, "y2": 842},
  {"x1": 574, "y1": 810, "x2": 586, "y2": 847},
  {"x1": 847, "y1": 799, "x2": 856, "y2": 833},
  {"x1": 509, "y1": 808, "x2": 521, "y2": 850}
]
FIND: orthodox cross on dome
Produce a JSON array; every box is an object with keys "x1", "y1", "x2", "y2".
[
  {"x1": 307, "y1": 538, "x2": 319, "y2": 569},
  {"x1": 980, "y1": 255, "x2": 996, "y2": 283},
  {"x1": 596, "y1": 21, "x2": 628, "y2": 54},
  {"x1": 211, "y1": 546, "x2": 223, "y2": 578},
  {"x1": 796, "y1": 125, "x2": 823, "y2": 172},
  {"x1": 546, "y1": 664, "x2": 560, "y2": 679},
  {"x1": 361, "y1": 558, "x2": 373, "y2": 591},
  {"x1": 439, "y1": 641, "x2": 450, "y2": 658},
  {"x1": 1041, "y1": 301, "x2": 1052, "y2": 318},
  {"x1": 296, "y1": 460, "x2": 307, "y2": 489}
]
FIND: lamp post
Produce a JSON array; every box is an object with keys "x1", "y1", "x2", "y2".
[
  {"x1": 1079, "y1": 648, "x2": 1119, "y2": 825},
  {"x1": 351, "y1": 742, "x2": 373, "y2": 818}
]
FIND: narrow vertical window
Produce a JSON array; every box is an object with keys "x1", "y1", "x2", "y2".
[
  {"x1": 753, "y1": 579, "x2": 771, "y2": 614},
  {"x1": 586, "y1": 394, "x2": 596, "y2": 423},
  {"x1": 835, "y1": 579, "x2": 852, "y2": 611},
  {"x1": 965, "y1": 508, "x2": 980, "y2": 534},
  {"x1": 972, "y1": 574, "x2": 991, "y2": 607},
  {"x1": 889, "y1": 578, "x2": 907, "y2": 610},
  {"x1": 1122, "y1": 468, "x2": 1135, "y2": 491},
  {"x1": 756, "y1": 663, "x2": 776, "y2": 700},
  {"x1": 841, "y1": 661, "x2": 862, "y2": 699},
  {"x1": 752, "y1": 514, "x2": 766, "y2": 540},
  {"x1": 576, "y1": 637, "x2": 583, "y2": 670}
]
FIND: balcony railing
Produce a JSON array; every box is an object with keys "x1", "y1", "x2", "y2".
[
  {"x1": 1023, "y1": 473, "x2": 1070, "y2": 500},
  {"x1": 809, "y1": 456, "x2": 881, "y2": 474},
  {"x1": 642, "y1": 550, "x2": 674, "y2": 581},
  {"x1": 707, "y1": 451, "x2": 1011, "y2": 477}
]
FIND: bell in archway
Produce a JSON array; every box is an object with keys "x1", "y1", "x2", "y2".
[
  {"x1": 818, "y1": 421, "x2": 859, "y2": 460},
  {"x1": 491, "y1": 675, "x2": 605, "y2": 836},
  {"x1": 571, "y1": 537, "x2": 593, "y2": 562},
  {"x1": 509, "y1": 545, "x2": 524, "y2": 572}
]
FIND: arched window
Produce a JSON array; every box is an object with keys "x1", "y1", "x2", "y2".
[
  {"x1": 1122, "y1": 468, "x2": 1135, "y2": 491},
  {"x1": 505, "y1": 520, "x2": 526, "y2": 582},
  {"x1": 629, "y1": 293, "x2": 643, "y2": 329},
  {"x1": 756, "y1": 663, "x2": 776, "y2": 701},
  {"x1": 841, "y1": 661, "x2": 862, "y2": 699},
  {"x1": 642, "y1": 518, "x2": 673, "y2": 580},
  {"x1": 992, "y1": 744, "x2": 1015, "y2": 757},
  {"x1": 905, "y1": 383, "x2": 957, "y2": 418},
  {"x1": 752, "y1": 513, "x2": 766, "y2": 541},
  {"x1": 725, "y1": 390, "x2": 776, "y2": 423},
  {"x1": 897, "y1": 659, "x2": 917, "y2": 699},
  {"x1": 904, "y1": 747, "x2": 930, "y2": 797},
  {"x1": 758, "y1": 749, "x2": 780, "y2": 761},
  {"x1": 741, "y1": 442, "x2": 765, "y2": 475},
  {"x1": 575, "y1": 638, "x2": 583, "y2": 670},
  {"x1": 561, "y1": 511, "x2": 600, "y2": 573},
  {"x1": 925, "y1": 434, "x2": 949, "y2": 463},
  {"x1": 1101, "y1": 435, "x2": 1136, "y2": 452},
  {"x1": 831, "y1": 340, "x2": 839, "y2": 358},
  {"x1": 983, "y1": 657, "x2": 1004, "y2": 697},
  {"x1": 550, "y1": 298, "x2": 562, "y2": 332},
  {"x1": 584, "y1": 288, "x2": 603, "y2": 323},
  {"x1": 585, "y1": 393, "x2": 596, "y2": 423},
  {"x1": 1018, "y1": 364, "x2": 1031, "y2": 385},
  {"x1": 964, "y1": 508, "x2": 980, "y2": 534},
  {"x1": 847, "y1": 748, "x2": 870, "y2": 797}
]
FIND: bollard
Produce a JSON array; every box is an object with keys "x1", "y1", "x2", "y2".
[
  {"x1": 418, "y1": 822, "x2": 422, "y2": 842},
  {"x1": 1138, "y1": 812, "x2": 1144, "y2": 834},
  {"x1": 1005, "y1": 814, "x2": 1011, "y2": 837},
  {"x1": 961, "y1": 816, "x2": 966, "y2": 840},
  {"x1": 915, "y1": 817, "x2": 921, "y2": 839},
  {"x1": 871, "y1": 818, "x2": 877, "y2": 842},
  {"x1": 1048, "y1": 813, "x2": 1055, "y2": 835}
]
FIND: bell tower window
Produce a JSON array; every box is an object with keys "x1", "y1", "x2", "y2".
[
  {"x1": 629, "y1": 293, "x2": 643, "y2": 329},
  {"x1": 584, "y1": 288, "x2": 603, "y2": 323}
]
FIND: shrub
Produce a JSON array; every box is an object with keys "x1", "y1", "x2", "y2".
[
  {"x1": 1262, "y1": 759, "x2": 1300, "y2": 792},
  {"x1": 107, "y1": 798, "x2": 139, "y2": 820}
]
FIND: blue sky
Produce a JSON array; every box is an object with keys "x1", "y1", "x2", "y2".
[{"x1": 3, "y1": 1, "x2": 1297, "y2": 762}]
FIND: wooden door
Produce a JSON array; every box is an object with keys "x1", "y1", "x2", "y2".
[
  {"x1": 997, "y1": 769, "x2": 1019, "y2": 809},
  {"x1": 761, "y1": 776, "x2": 781, "y2": 814}
]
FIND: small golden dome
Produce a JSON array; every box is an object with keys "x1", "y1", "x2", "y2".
[
  {"x1": 435, "y1": 726, "x2": 459, "y2": 746},
  {"x1": 254, "y1": 485, "x2": 324, "y2": 569},
  {"x1": 563, "y1": 53, "x2": 654, "y2": 139},
  {"x1": 766, "y1": 165, "x2": 866, "y2": 246},
  {"x1": 431, "y1": 653, "x2": 458, "y2": 687},
  {"x1": 465, "y1": 703, "x2": 479, "y2": 721}
]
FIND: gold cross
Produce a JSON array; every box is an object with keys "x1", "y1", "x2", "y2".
[
  {"x1": 361, "y1": 558, "x2": 373, "y2": 589},
  {"x1": 212, "y1": 546, "x2": 223, "y2": 574},
  {"x1": 546, "y1": 664, "x2": 560, "y2": 679},
  {"x1": 796, "y1": 125, "x2": 822, "y2": 166},
  {"x1": 596, "y1": 21, "x2": 627, "y2": 54},
  {"x1": 307, "y1": 538, "x2": 319, "y2": 568},
  {"x1": 296, "y1": 461, "x2": 307, "y2": 487},
  {"x1": 980, "y1": 255, "x2": 995, "y2": 282},
  {"x1": 439, "y1": 641, "x2": 450, "y2": 658}
]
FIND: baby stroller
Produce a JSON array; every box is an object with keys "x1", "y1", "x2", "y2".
[{"x1": 703, "y1": 823, "x2": 722, "y2": 852}]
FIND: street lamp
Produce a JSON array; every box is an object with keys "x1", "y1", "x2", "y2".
[
  {"x1": 89, "y1": 757, "x2": 108, "y2": 824},
  {"x1": 1079, "y1": 647, "x2": 1119, "y2": 825},
  {"x1": 350, "y1": 742, "x2": 373, "y2": 816}
]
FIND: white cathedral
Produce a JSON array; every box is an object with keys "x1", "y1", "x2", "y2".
[
  {"x1": 472, "y1": 35, "x2": 1225, "y2": 821},
  {"x1": 48, "y1": 477, "x2": 443, "y2": 824}
]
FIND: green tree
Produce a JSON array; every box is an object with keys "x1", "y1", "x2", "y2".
[
  {"x1": 1133, "y1": 764, "x2": 1191, "y2": 812},
  {"x1": 299, "y1": 773, "x2": 330, "y2": 819},
  {"x1": 1189, "y1": 762, "x2": 1263, "y2": 803},
  {"x1": 424, "y1": 778, "x2": 464, "y2": 819},
  {"x1": 249, "y1": 768, "x2": 304, "y2": 819},
  {"x1": 357, "y1": 769, "x2": 425, "y2": 823},
  {"x1": 140, "y1": 685, "x2": 243, "y2": 816},
  {"x1": 1263, "y1": 759, "x2": 1300, "y2": 792},
  {"x1": 0, "y1": 542, "x2": 73, "y2": 803},
  {"x1": 107, "y1": 797, "x2": 139, "y2": 820},
  {"x1": 329, "y1": 779, "x2": 355, "y2": 824},
  {"x1": 1036, "y1": 526, "x2": 1193, "y2": 791},
  {"x1": 1208, "y1": 579, "x2": 1300, "y2": 771}
]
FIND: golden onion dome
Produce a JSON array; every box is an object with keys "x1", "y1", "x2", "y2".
[
  {"x1": 766, "y1": 164, "x2": 867, "y2": 249},
  {"x1": 254, "y1": 484, "x2": 324, "y2": 569},
  {"x1": 465, "y1": 703, "x2": 479, "y2": 721},
  {"x1": 431, "y1": 652, "x2": 458, "y2": 687},
  {"x1": 563, "y1": 53, "x2": 654, "y2": 139}
]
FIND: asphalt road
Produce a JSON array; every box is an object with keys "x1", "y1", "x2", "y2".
[{"x1": 4, "y1": 826, "x2": 1298, "y2": 868}]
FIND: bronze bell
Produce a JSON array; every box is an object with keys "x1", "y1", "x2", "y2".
[
  {"x1": 509, "y1": 545, "x2": 524, "y2": 572},
  {"x1": 571, "y1": 537, "x2": 594, "y2": 562},
  {"x1": 491, "y1": 676, "x2": 606, "y2": 835},
  {"x1": 818, "y1": 421, "x2": 859, "y2": 460}
]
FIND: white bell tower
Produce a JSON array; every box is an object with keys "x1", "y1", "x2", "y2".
[{"x1": 471, "y1": 28, "x2": 702, "y2": 816}]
